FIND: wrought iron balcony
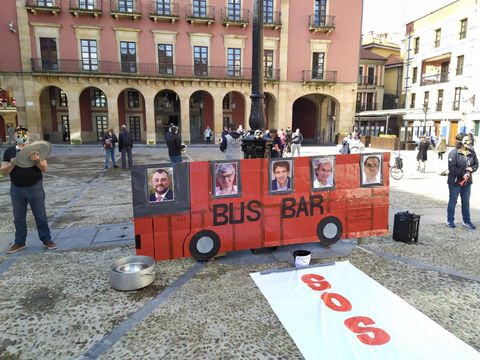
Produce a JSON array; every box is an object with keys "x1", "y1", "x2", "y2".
[
  {"x1": 308, "y1": 14, "x2": 335, "y2": 33},
  {"x1": 186, "y1": 4, "x2": 215, "y2": 25},
  {"x1": 302, "y1": 70, "x2": 337, "y2": 84},
  {"x1": 263, "y1": 11, "x2": 281, "y2": 29},
  {"x1": 420, "y1": 72, "x2": 449, "y2": 86},
  {"x1": 110, "y1": 0, "x2": 141, "y2": 19},
  {"x1": 69, "y1": 0, "x2": 102, "y2": 18},
  {"x1": 357, "y1": 75, "x2": 377, "y2": 86},
  {"x1": 149, "y1": 1, "x2": 179, "y2": 22},
  {"x1": 221, "y1": 8, "x2": 249, "y2": 27},
  {"x1": 26, "y1": 0, "x2": 62, "y2": 15},
  {"x1": 31, "y1": 58, "x2": 281, "y2": 81}
]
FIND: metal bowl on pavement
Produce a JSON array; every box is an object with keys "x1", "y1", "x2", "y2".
[{"x1": 110, "y1": 255, "x2": 156, "y2": 291}]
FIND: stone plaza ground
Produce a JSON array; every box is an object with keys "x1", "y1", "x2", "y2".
[{"x1": 0, "y1": 143, "x2": 479, "y2": 359}]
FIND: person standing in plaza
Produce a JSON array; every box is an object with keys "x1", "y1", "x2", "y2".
[
  {"x1": 446, "y1": 133, "x2": 478, "y2": 229},
  {"x1": 103, "y1": 128, "x2": 118, "y2": 169},
  {"x1": 416, "y1": 135, "x2": 429, "y2": 172},
  {"x1": 7, "y1": 124, "x2": 15, "y2": 144},
  {"x1": 204, "y1": 126, "x2": 212, "y2": 144},
  {"x1": 436, "y1": 134, "x2": 447, "y2": 160},
  {"x1": 291, "y1": 128, "x2": 303, "y2": 157},
  {"x1": 220, "y1": 124, "x2": 243, "y2": 160},
  {"x1": 166, "y1": 125, "x2": 185, "y2": 164},
  {"x1": 118, "y1": 124, "x2": 133, "y2": 169},
  {"x1": 0, "y1": 127, "x2": 57, "y2": 254}
]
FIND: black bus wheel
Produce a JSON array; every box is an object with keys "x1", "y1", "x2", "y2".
[
  {"x1": 316, "y1": 216, "x2": 343, "y2": 246},
  {"x1": 189, "y1": 230, "x2": 221, "y2": 262}
]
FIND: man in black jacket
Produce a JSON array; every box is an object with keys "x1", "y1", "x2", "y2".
[
  {"x1": 166, "y1": 126, "x2": 185, "y2": 164},
  {"x1": 446, "y1": 133, "x2": 479, "y2": 229},
  {"x1": 118, "y1": 125, "x2": 133, "y2": 169}
]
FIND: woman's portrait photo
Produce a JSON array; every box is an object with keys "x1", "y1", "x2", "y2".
[
  {"x1": 148, "y1": 167, "x2": 175, "y2": 202},
  {"x1": 214, "y1": 162, "x2": 240, "y2": 197},
  {"x1": 360, "y1": 154, "x2": 383, "y2": 186},
  {"x1": 312, "y1": 156, "x2": 335, "y2": 190}
]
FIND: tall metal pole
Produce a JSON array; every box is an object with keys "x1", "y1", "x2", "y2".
[{"x1": 249, "y1": 0, "x2": 265, "y2": 130}]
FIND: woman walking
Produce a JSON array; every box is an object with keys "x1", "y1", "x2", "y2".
[
  {"x1": 416, "y1": 135, "x2": 429, "y2": 172},
  {"x1": 103, "y1": 128, "x2": 118, "y2": 169},
  {"x1": 436, "y1": 134, "x2": 447, "y2": 160}
]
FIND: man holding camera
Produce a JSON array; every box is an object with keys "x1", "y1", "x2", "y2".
[{"x1": 446, "y1": 133, "x2": 478, "y2": 229}]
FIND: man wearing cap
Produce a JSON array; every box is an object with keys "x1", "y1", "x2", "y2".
[{"x1": 0, "y1": 127, "x2": 57, "y2": 253}]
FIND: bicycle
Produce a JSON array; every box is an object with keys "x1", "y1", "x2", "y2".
[{"x1": 390, "y1": 150, "x2": 404, "y2": 180}]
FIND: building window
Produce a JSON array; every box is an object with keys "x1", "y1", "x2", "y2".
[
  {"x1": 459, "y1": 18, "x2": 467, "y2": 39},
  {"x1": 264, "y1": 0, "x2": 274, "y2": 24},
  {"x1": 367, "y1": 67, "x2": 375, "y2": 85},
  {"x1": 424, "y1": 91, "x2": 429, "y2": 107},
  {"x1": 227, "y1": 0, "x2": 241, "y2": 20},
  {"x1": 312, "y1": 52, "x2": 325, "y2": 79},
  {"x1": 61, "y1": 115, "x2": 70, "y2": 139},
  {"x1": 156, "y1": 0, "x2": 171, "y2": 15},
  {"x1": 314, "y1": 0, "x2": 327, "y2": 27},
  {"x1": 127, "y1": 90, "x2": 140, "y2": 108},
  {"x1": 92, "y1": 89, "x2": 106, "y2": 108},
  {"x1": 223, "y1": 93, "x2": 230, "y2": 109},
  {"x1": 456, "y1": 55, "x2": 464, "y2": 75},
  {"x1": 118, "y1": 0, "x2": 134, "y2": 13},
  {"x1": 358, "y1": 66, "x2": 363, "y2": 84},
  {"x1": 38, "y1": 0, "x2": 54, "y2": 6},
  {"x1": 413, "y1": 37, "x2": 420, "y2": 54},
  {"x1": 356, "y1": 92, "x2": 362, "y2": 112},
  {"x1": 95, "y1": 115, "x2": 108, "y2": 141},
  {"x1": 120, "y1": 41, "x2": 137, "y2": 73},
  {"x1": 412, "y1": 67, "x2": 418, "y2": 84},
  {"x1": 436, "y1": 89, "x2": 443, "y2": 111},
  {"x1": 366, "y1": 92, "x2": 375, "y2": 110},
  {"x1": 80, "y1": 39, "x2": 98, "y2": 72},
  {"x1": 193, "y1": 0, "x2": 207, "y2": 17},
  {"x1": 79, "y1": 0, "x2": 95, "y2": 10},
  {"x1": 193, "y1": 45, "x2": 208, "y2": 76},
  {"x1": 434, "y1": 29, "x2": 441, "y2": 47},
  {"x1": 59, "y1": 90, "x2": 68, "y2": 107},
  {"x1": 264, "y1": 49, "x2": 274, "y2": 78},
  {"x1": 453, "y1": 87, "x2": 461, "y2": 111},
  {"x1": 40, "y1": 37, "x2": 58, "y2": 71},
  {"x1": 227, "y1": 48, "x2": 241, "y2": 77},
  {"x1": 158, "y1": 44, "x2": 174, "y2": 75},
  {"x1": 410, "y1": 93, "x2": 416, "y2": 109}
]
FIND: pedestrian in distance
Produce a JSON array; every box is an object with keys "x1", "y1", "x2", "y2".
[
  {"x1": 61, "y1": 122, "x2": 69, "y2": 143},
  {"x1": 103, "y1": 128, "x2": 118, "y2": 169},
  {"x1": 291, "y1": 128, "x2": 303, "y2": 157},
  {"x1": 118, "y1": 124, "x2": 133, "y2": 169},
  {"x1": 7, "y1": 123, "x2": 15, "y2": 144},
  {"x1": 166, "y1": 126, "x2": 185, "y2": 164},
  {"x1": 436, "y1": 134, "x2": 447, "y2": 160},
  {"x1": 270, "y1": 129, "x2": 283, "y2": 158},
  {"x1": 416, "y1": 135, "x2": 429, "y2": 172},
  {"x1": 204, "y1": 126, "x2": 212, "y2": 144},
  {"x1": 446, "y1": 133, "x2": 478, "y2": 229},
  {"x1": 220, "y1": 124, "x2": 243, "y2": 160},
  {"x1": 0, "y1": 127, "x2": 57, "y2": 254},
  {"x1": 339, "y1": 133, "x2": 351, "y2": 154}
]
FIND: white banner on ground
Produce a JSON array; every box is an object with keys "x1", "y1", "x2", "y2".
[{"x1": 250, "y1": 261, "x2": 480, "y2": 360}]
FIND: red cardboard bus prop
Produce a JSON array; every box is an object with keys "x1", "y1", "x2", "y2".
[{"x1": 131, "y1": 153, "x2": 389, "y2": 261}]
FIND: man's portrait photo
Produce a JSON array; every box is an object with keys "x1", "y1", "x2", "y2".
[
  {"x1": 312, "y1": 156, "x2": 335, "y2": 190},
  {"x1": 148, "y1": 167, "x2": 174, "y2": 202},
  {"x1": 270, "y1": 160, "x2": 293, "y2": 193},
  {"x1": 361, "y1": 154, "x2": 383, "y2": 186},
  {"x1": 214, "y1": 162, "x2": 239, "y2": 197}
]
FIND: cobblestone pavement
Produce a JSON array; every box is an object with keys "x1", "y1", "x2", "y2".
[{"x1": 0, "y1": 143, "x2": 479, "y2": 359}]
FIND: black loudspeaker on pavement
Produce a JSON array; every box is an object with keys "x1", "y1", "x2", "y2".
[{"x1": 393, "y1": 211, "x2": 420, "y2": 243}]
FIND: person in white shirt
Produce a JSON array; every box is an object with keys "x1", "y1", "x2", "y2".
[
  {"x1": 215, "y1": 163, "x2": 238, "y2": 196},
  {"x1": 313, "y1": 158, "x2": 333, "y2": 188},
  {"x1": 362, "y1": 156, "x2": 381, "y2": 185}
]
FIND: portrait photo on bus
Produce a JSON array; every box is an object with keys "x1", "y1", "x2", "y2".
[
  {"x1": 212, "y1": 161, "x2": 241, "y2": 198},
  {"x1": 269, "y1": 159, "x2": 294, "y2": 194},
  {"x1": 360, "y1": 154, "x2": 383, "y2": 186},
  {"x1": 311, "y1": 156, "x2": 335, "y2": 190},
  {"x1": 147, "y1": 167, "x2": 175, "y2": 203}
]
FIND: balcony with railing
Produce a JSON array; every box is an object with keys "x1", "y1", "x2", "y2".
[
  {"x1": 31, "y1": 58, "x2": 281, "y2": 81},
  {"x1": 308, "y1": 14, "x2": 335, "y2": 33},
  {"x1": 357, "y1": 75, "x2": 377, "y2": 86},
  {"x1": 149, "y1": 1, "x2": 179, "y2": 22},
  {"x1": 263, "y1": 11, "x2": 281, "y2": 29},
  {"x1": 26, "y1": 0, "x2": 62, "y2": 15},
  {"x1": 110, "y1": 0, "x2": 141, "y2": 20},
  {"x1": 435, "y1": 101, "x2": 443, "y2": 112},
  {"x1": 221, "y1": 8, "x2": 249, "y2": 28},
  {"x1": 69, "y1": 0, "x2": 102, "y2": 18},
  {"x1": 356, "y1": 103, "x2": 378, "y2": 112},
  {"x1": 420, "y1": 72, "x2": 449, "y2": 86},
  {"x1": 186, "y1": 4, "x2": 215, "y2": 25},
  {"x1": 302, "y1": 70, "x2": 337, "y2": 84}
]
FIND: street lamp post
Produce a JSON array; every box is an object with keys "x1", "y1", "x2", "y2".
[{"x1": 422, "y1": 103, "x2": 429, "y2": 136}]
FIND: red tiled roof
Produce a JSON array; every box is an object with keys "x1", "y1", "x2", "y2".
[
  {"x1": 385, "y1": 54, "x2": 404, "y2": 66},
  {"x1": 360, "y1": 48, "x2": 387, "y2": 61}
]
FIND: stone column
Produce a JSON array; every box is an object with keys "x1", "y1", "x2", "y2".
[
  {"x1": 214, "y1": 95, "x2": 224, "y2": 144},
  {"x1": 180, "y1": 95, "x2": 191, "y2": 144},
  {"x1": 144, "y1": 93, "x2": 156, "y2": 144}
]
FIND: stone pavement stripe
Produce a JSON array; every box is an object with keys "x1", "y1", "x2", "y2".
[
  {"x1": 358, "y1": 246, "x2": 480, "y2": 283},
  {"x1": 77, "y1": 262, "x2": 206, "y2": 360},
  {"x1": 0, "y1": 257, "x2": 18, "y2": 277},
  {"x1": 46, "y1": 170, "x2": 106, "y2": 228}
]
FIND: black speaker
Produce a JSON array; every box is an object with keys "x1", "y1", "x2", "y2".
[{"x1": 393, "y1": 211, "x2": 420, "y2": 243}]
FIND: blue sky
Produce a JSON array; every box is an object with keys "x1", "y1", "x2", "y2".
[{"x1": 362, "y1": 0, "x2": 455, "y2": 34}]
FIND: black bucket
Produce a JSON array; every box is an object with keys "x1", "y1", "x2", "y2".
[{"x1": 293, "y1": 250, "x2": 311, "y2": 267}]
